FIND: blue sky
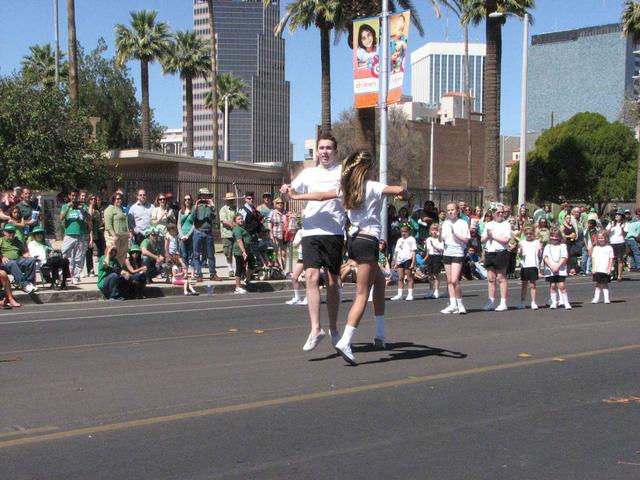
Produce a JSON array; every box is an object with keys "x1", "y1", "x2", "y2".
[{"x1": 0, "y1": 0, "x2": 621, "y2": 160}]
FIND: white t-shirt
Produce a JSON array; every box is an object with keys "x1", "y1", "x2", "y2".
[
  {"x1": 425, "y1": 237, "x2": 444, "y2": 256},
  {"x1": 542, "y1": 243, "x2": 568, "y2": 277},
  {"x1": 291, "y1": 164, "x2": 345, "y2": 237},
  {"x1": 394, "y1": 236, "x2": 417, "y2": 263},
  {"x1": 606, "y1": 223, "x2": 627, "y2": 245},
  {"x1": 483, "y1": 220, "x2": 512, "y2": 252},
  {"x1": 591, "y1": 245, "x2": 614, "y2": 274},
  {"x1": 346, "y1": 181, "x2": 386, "y2": 239},
  {"x1": 441, "y1": 218, "x2": 470, "y2": 257},
  {"x1": 519, "y1": 239, "x2": 541, "y2": 268}
]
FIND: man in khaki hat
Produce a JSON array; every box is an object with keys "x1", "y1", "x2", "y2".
[
  {"x1": 219, "y1": 192, "x2": 237, "y2": 277},
  {"x1": 191, "y1": 187, "x2": 221, "y2": 281}
]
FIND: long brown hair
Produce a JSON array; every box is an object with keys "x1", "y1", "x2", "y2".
[{"x1": 341, "y1": 150, "x2": 373, "y2": 210}]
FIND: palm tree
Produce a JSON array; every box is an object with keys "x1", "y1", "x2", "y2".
[
  {"x1": 269, "y1": 0, "x2": 345, "y2": 134},
  {"x1": 162, "y1": 30, "x2": 211, "y2": 157},
  {"x1": 67, "y1": 0, "x2": 79, "y2": 109},
  {"x1": 622, "y1": 0, "x2": 640, "y2": 208},
  {"x1": 205, "y1": 72, "x2": 250, "y2": 161},
  {"x1": 115, "y1": 10, "x2": 171, "y2": 151},
  {"x1": 463, "y1": 0, "x2": 534, "y2": 204},
  {"x1": 21, "y1": 44, "x2": 68, "y2": 88}
]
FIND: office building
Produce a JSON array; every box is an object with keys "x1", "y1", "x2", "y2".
[
  {"x1": 191, "y1": 0, "x2": 290, "y2": 164},
  {"x1": 410, "y1": 42, "x2": 486, "y2": 113},
  {"x1": 527, "y1": 23, "x2": 637, "y2": 133}
]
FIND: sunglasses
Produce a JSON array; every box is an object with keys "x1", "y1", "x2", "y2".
[
  {"x1": 184, "y1": 198, "x2": 192, "y2": 201},
  {"x1": 159, "y1": 198, "x2": 166, "y2": 201}
]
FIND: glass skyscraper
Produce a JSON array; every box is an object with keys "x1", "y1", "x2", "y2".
[
  {"x1": 410, "y1": 42, "x2": 486, "y2": 113},
  {"x1": 527, "y1": 23, "x2": 637, "y2": 133},
  {"x1": 191, "y1": 0, "x2": 290, "y2": 164}
]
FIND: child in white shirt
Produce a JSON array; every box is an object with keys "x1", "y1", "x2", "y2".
[
  {"x1": 542, "y1": 227, "x2": 571, "y2": 310},
  {"x1": 391, "y1": 224, "x2": 417, "y2": 301},
  {"x1": 424, "y1": 224, "x2": 443, "y2": 299},
  {"x1": 590, "y1": 231, "x2": 614, "y2": 304},
  {"x1": 517, "y1": 226, "x2": 542, "y2": 309}
]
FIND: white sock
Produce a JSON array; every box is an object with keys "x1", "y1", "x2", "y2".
[
  {"x1": 562, "y1": 292, "x2": 569, "y2": 305},
  {"x1": 397, "y1": 288, "x2": 403, "y2": 296},
  {"x1": 603, "y1": 288, "x2": 610, "y2": 302},
  {"x1": 499, "y1": 299, "x2": 507, "y2": 307},
  {"x1": 408, "y1": 288, "x2": 413, "y2": 296},
  {"x1": 593, "y1": 288, "x2": 601, "y2": 301},
  {"x1": 450, "y1": 297, "x2": 457, "y2": 307},
  {"x1": 340, "y1": 325, "x2": 357, "y2": 346},
  {"x1": 456, "y1": 298, "x2": 465, "y2": 308},
  {"x1": 374, "y1": 315, "x2": 385, "y2": 339},
  {"x1": 293, "y1": 288, "x2": 300, "y2": 300}
]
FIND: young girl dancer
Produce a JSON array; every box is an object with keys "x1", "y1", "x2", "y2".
[
  {"x1": 424, "y1": 223, "x2": 444, "y2": 299},
  {"x1": 590, "y1": 231, "x2": 614, "y2": 304},
  {"x1": 606, "y1": 210, "x2": 627, "y2": 281},
  {"x1": 391, "y1": 224, "x2": 417, "y2": 301},
  {"x1": 288, "y1": 150, "x2": 407, "y2": 364},
  {"x1": 542, "y1": 228, "x2": 571, "y2": 310},
  {"x1": 440, "y1": 202, "x2": 470, "y2": 314},
  {"x1": 517, "y1": 226, "x2": 541, "y2": 309}
]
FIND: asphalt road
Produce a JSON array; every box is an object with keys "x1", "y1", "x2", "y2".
[{"x1": 2, "y1": 274, "x2": 640, "y2": 479}]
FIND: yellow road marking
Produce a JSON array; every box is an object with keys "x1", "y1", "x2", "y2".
[
  {"x1": 0, "y1": 426, "x2": 59, "y2": 439},
  {"x1": 1, "y1": 342, "x2": 639, "y2": 449}
]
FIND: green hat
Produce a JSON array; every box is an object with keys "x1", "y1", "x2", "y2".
[
  {"x1": 144, "y1": 227, "x2": 155, "y2": 237},
  {"x1": 589, "y1": 208, "x2": 596, "y2": 213},
  {"x1": 128, "y1": 245, "x2": 141, "y2": 254},
  {"x1": 3, "y1": 224, "x2": 17, "y2": 233},
  {"x1": 31, "y1": 226, "x2": 45, "y2": 234}
]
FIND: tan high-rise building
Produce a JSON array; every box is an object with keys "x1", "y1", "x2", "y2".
[{"x1": 191, "y1": 0, "x2": 290, "y2": 164}]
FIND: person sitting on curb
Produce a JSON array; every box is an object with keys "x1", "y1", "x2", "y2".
[
  {"x1": 27, "y1": 226, "x2": 70, "y2": 289},
  {"x1": 0, "y1": 269, "x2": 21, "y2": 309},
  {"x1": 124, "y1": 245, "x2": 147, "y2": 299},
  {"x1": 140, "y1": 227, "x2": 165, "y2": 282},
  {"x1": 0, "y1": 224, "x2": 37, "y2": 293},
  {"x1": 97, "y1": 245, "x2": 129, "y2": 301}
]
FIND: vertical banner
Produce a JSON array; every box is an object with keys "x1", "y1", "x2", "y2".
[
  {"x1": 388, "y1": 10, "x2": 410, "y2": 104},
  {"x1": 353, "y1": 16, "x2": 380, "y2": 109}
]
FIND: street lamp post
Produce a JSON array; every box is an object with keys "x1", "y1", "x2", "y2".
[
  {"x1": 379, "y1": 0, "x2": 389, "y2": 240},
  {"x1": 490, "y1": 11, "x2": 529, "y2": 207},
  {"x1": 223, "y1": 93, "x2": 237, "y2": 162}
]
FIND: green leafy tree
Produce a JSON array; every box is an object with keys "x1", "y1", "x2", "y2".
[
  {"x1": 115, "y1": 10, "x2": 171, "y2": 151},
  {"x1": 162, "y1": 30, "x2": 211, "y2": 157},
  {"x1": 21, "y1": 44, "x2": 68, "y2": 88},
  {"x1": 463, "y1": 0, "x2": 535, "y2": 204},
  {"x1": 508, "y1": 112, "x2": 638, "y2": 213},
  {"x1": 621, "y1": 0, "x2": 640, "y2": 208},
  {"x1": 0, "y1": 76, "x2": 107, "y2": 190}
]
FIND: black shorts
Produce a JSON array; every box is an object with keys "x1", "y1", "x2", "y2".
[
  {"x1": 301, "y1": 235, "x2": 344, "y2": 275},
  {"x1": 442, "y1": 255, "x2": 463, "y2": 265},
  {"x1": 612, "y1": 243, "x2": 626, "y2": 259},
  {"x1": 397, "y1": 259, "x2": 413, "y2": 269},
  {"x1": 427, "y1": 255, "x2": 443, "y2": 274},
  {"x1": 347, "y1": 234, "x2": 379, "y2": 262},
  {"x1": 234, "y1": 254, "x2": 255, "y2": 277},
  {"x1": 484, "y1": 251, "x2": 510, "y2": 270},
  {"x1": 545, "y1": 275, "x2": 566, "y2": 283},
  {"x1": 593, "y1": 272, "x2": 610, "y2": 284},
  {"x1": 520, "y1": 266, "x2": 539, "y2": 282}
]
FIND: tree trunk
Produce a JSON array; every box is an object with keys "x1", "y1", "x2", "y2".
[
  {"x1": 636, "y1": 141, "x2": 640, "y2": 209},
  {"x1": 355, "y1": 108, "x2": 377, "y2": 157},
  {"x1": 185, "y1": 76, "x2": 194, "y2": 157},
  {"x1": 66, "y1": 0, "x2": 79, "y2": 109},
  {"x1": 483, "y1": 0, "x2": 501, "y2": 205},
  {"x1": 320, "y1": 26, "x2": 332, "y2": 133},
  {"x1": 140, "y1": 60, "x2": 151, "y2": 151},
  {"x1": 464, "y1": 23, "x2": 473, "y2": 188},
  {"x1": 207, "y1": 0, "x2": 219, "y2": 182}
]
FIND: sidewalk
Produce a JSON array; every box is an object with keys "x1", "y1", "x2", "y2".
[{"x1": 12, "y1": 252, "x2": 293, "y2": 305}]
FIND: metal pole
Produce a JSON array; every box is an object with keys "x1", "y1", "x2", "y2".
[
  {"x1": 54, "y1": 0, "x2": 59, "y2": 85},
  {"x1": 429, "y1": 119, "x2": 435, "y2": 195},
  {"x1": 224, "y1": 95, "x2": 229, "y2": 162},
  {"x1": 517, "y1": 13, "x2": 529, "y2": 207},
  {"x1": 379, "y1": 0, "x2": 389, "y2": 240}
]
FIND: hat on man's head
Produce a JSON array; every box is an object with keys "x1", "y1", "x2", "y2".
[
  {"x1": 263, "y1": 192, "x2": 273, "y2": 198},
  {"x1": 224, "y1": 192, "x2": 236, "y2": 201},
  {"x1": 245, "y1": 191, "x2": 255, "y2": 198},
  {"x1": 31, "y1": 226, "x2": 45, "y2": 234},
  {"x1": 165, "y1": 192, "x2": 174, "y2": 199},
  {"x1": 198, "y1": 187, "x2": 211, "y2": 196},
  {"x1": 128, "y1": 244, "x2": 141, "y2": 254},
  {"x1": 3, "y1": 224, "x2": 17, "y2": 233},
  {"x1": 589, "y1": 207, "x2": 596, "y2": 213},
  {"x1": 624, "y1": 209, "x2": 631, "y2": 213}
]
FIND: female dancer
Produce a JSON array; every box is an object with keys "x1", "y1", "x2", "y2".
[
  {"x1": 440, "y1": 203, "x2": 470, "y2": 314},
  {"x1": 288, "y1": 150, "x2": 407, "y2": 364}
]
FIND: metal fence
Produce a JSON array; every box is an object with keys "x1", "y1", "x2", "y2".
[{"x1": 403, "y1": 187, "x2": 516, "y2": 212}]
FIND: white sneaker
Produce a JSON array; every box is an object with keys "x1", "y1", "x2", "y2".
[
  {"x1": 482, "y1": 300, "x2": 495, "y2": 311},
  {"x1": 23, "y1": 282, "x2": 37, "y2": 294},
  {"x1": 302, "y1": 329, "x2": 326, "y2": 351},
  {"x1": 330, "y1": 331, "x2": 340, "y2": 347},
  {"x1": 335, "y1": 342, "x2": 357, "y2": 365},
  {"x1": 515, "y1": 303, "x2": 526, "y2": 310},
  {"x1": 604, "y1": 299, "x2": 611, "y2": 304},
  {"x1": 530, "y1": 302, "x2": 538, "y2": 310},
  {"x1": 550, "y1": 302, "x2": 558, "y2": 310},
  {"x1": 495, "y1": 303, "x2": 508, "y2": 312},
  {"x1": 299, "y1": 297, "x2": 308, "y2": 305},
  {"x1": 234, "y1": 287, "x2": 247, "y2": 294},
  {"x1": 457, "y1": 303, "x2": 466, "y2": 314},
  {"x1": 591, "y1": 297, "x2": 598, "y2": 304},
  {"x1": 390, "y1": 294, "x2": 403, "y2": 301},
  {"x1": 72, "y1": 277, "x2": 81, "y2": 285},
  {"x1": 564, "y1": 302, "x2": 572, "y2": 310},
  {"x1": 405, "y1": 293, "x2": 414, "y2": 301},
  {"x1": 433, "y1": 290, "x2": 440, "y2": 299},
  {"x1": 285, "y1": 297, "x2": 302, "y2": 305},
  {"x1": 441, "y1": 304, "x2": 458, "y2": 314}
]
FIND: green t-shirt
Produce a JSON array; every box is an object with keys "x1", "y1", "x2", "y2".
[
  {"x1": 0, "y1": 236, "x2": 25, "y2": 260},
  {"x1": 16, "y1": 201, "x2": 33, "y2": 223},
  {"x1": 191, "y1": 205, "x2": 216, "y2": 231},
  {"x1": 61, "y1": 202, "x2": 89, "y2": 235},
  {"x1": 628, "y1": 220, "x2": 640, "y2": 239},
  {"x1": 179, "y1": 212, "x2": 194, "y2": 236},
  {"x1": 231, "y1": 225, "x2": 251, "y2": 257},
  {"x1": 140, "y1": 238, "x2": 160, "y2": 256},
  {"x1": 97, "y1": 255, "x2": 121, "y2": 290}
]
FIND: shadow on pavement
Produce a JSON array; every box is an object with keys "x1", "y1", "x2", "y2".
[{"x1": 309, "y1": 342, "x2": 467, "y2": 365}]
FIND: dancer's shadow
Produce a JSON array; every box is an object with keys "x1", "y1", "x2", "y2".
[{"x1": 309, "y1": 341, "x2": 467, "y2": 364}]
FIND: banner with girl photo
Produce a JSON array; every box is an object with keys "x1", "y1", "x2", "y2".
[{"x1": 353, "y1": 11, "x2": 411, "y2": 108}]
